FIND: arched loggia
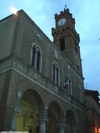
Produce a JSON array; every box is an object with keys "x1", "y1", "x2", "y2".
[
  {"x1": 16, "y1": 89, "x2": 44, "y2": 133},
  {"x1": 46, "y1": 101, "x2": 63, "y2": 133}
]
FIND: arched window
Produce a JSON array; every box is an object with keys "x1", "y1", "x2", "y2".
[
  {"x1": 53, "y1": 63, "x2": 56, "y2": 82},
  {"x1": 37, "y1": 51, "x2": 40, "y2": 70},
  {"x1": 78, "y1": 85, "x2": 83, "y2": 101},
  {"x1": 63, "y1": 75, "x2": 72, "y2": 95},
  {"x1": 31, "y1": 46, "x2": 35, "y2": 66},
  {"x1": 30, "y1": 44, "x2": 42, "y2": 71},
  {"x1": 52, "y1": 62, "x2": 60, "y2": 85}
]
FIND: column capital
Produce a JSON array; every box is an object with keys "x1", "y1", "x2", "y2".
[
  {"x1": 14, "y1": 107, "x2": 21, "y2": 113},
  {"x1": 38, "y1": 115, "x2": 48, "y2": 122},
  {"x1": 58, "y1": 122, "x2": 66, "y2": 127}
]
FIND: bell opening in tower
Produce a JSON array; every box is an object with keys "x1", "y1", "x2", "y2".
[{"x1": 59, "y1": 36, "x2": 65, "y2": 51}]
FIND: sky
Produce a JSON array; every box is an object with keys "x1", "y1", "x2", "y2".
[{"x1": 0, "y1": 0, "x2": 100, "y2": 94}]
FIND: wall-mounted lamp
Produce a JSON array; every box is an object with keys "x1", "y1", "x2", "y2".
[{"x1": 98, "y1": 128, "x2": 100, "y2": 133}]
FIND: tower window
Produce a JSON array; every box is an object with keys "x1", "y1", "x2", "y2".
[
  {"x1": 75, "y1": 42, "x2": 78, "y2": 53},
  {"x1": 78, "y1": 85, "x2": 83, "y2": 101},
  {"x1": 30, "y1": 44, "x2": 42, "y2": 71},
  {"x1": 59, "y1": 36, "x2": 65, "y2": 51},
  {"x1": 52, "y1": 61, "x2": 60, "y2": 85}
]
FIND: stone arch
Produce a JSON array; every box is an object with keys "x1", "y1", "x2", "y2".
[
  {"x1": 46, "y1": 101, "x2": 63, "y2": 133},
  {"x1": 16, "y1": 82, "x2": 46, "y2": 115},
  {"x1": 16, "y1": 89, "x2": 44, "y2": 132},
  {"x1": 22, "y1": 89, "x2": 44, "y2": 115},
  {"x1": 65, "y1": 109, "x2": 76, "y2": 133}
]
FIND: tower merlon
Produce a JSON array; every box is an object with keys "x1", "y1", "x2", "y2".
[{"x1": 54, "y1": 8, "x2": 75, "y2": 25}]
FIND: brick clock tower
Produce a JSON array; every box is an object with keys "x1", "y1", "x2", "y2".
[{"x1": 52, "y1": 7, "x2": 82, "y2": 76}]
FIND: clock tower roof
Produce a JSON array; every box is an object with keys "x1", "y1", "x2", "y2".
[{"x1": 54, "y1": 8, "x2": 75, "y2": 25}]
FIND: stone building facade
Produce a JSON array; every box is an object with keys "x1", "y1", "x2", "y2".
[
  {"x1": 85, "y1": 90, "x2": 100, "y2": 133},
  {"x1": 0, "y1": 8, "x2": 88, "y2": 132}
]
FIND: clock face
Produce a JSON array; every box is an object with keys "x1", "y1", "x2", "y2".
[{"x1": 58, "y1": 18, "x2": 66, "y2": 26}]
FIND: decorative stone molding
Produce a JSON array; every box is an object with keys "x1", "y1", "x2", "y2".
[
  {"x1": 14, "y1": 107, "x2": 21, "y2": 113},
  {"x1": 63, "y1": 111, "x2": 66, "y2": 117},
  {"x1": 38, "y1": 116, "x2": 48, "y2": 122},
  {"x1": 44, "y1": 103, "x2": 48, "y2": 110},
  {"x1": 34, "y1": 73, "x2": 37, "y2": 80},
  {"x1": 37, "y1": 34, "x2": 41, "y2": 41},
  {"x1": 17, "y1": 90, "x2": 22, "y2": 99},
  {"x1": 68, "y1": 65, "x2": 70, "y2": 70},
  {"x1": 54, "y1": 50, "x2": 58, "y2": 59}
]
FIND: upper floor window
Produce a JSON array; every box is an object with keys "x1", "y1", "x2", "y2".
[
  {"x1": 63, "y1": 75, "x2": 72, "y2": 95},
  {"x1": 52, "y1": 61, "x2": 60, "y2": 85},
  {"x1": 75, "y1": 42, "x2": 78, "y2": 53},
  {"x1": 30, "y1": 44, "x2": 42, "y2": 71},
  {"x1": 59, "y1": 36, "x2": 65, "y2": 51},
  {"x1": 78, "y1": 85, "x2": 83, "y2": 101}
]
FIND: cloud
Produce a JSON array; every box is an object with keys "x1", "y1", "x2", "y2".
[{"x1": 37, "y1": 14, "x2": 46, "y2": 21}]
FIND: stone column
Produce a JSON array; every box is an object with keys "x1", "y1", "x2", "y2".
[
  {"x1": 58, "y1": 122, "x2": 66, "y2": 133},
  {"x1": 60, "y1": 126, "x2": 64, "y2": 133},
  {"x1": 38, "y1": 116, "x2": 48, "y2": 133},
  {"x1": 11, "y1": 107, "x2": 21, "y2": 130},
  {"x1": 73, "y1": 130, "x2": 78, "y2": 133},
  {"x1": 71, "y1": 128, "x2": 78, "y2": 133},
  {"x1": 11, "y1": 90, "x2": 22, "y2": 131}
]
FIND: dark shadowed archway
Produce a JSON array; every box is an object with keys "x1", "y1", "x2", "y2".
[
  {"x1": 46, "y1": 101, "x2": 63, "y2": 133},
  {"x1": 65, "y1": 109, "x2": 76, "y2": 133},
  {"x1": 16, "y1": 89, "x2": 44, "y2": 133}
]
